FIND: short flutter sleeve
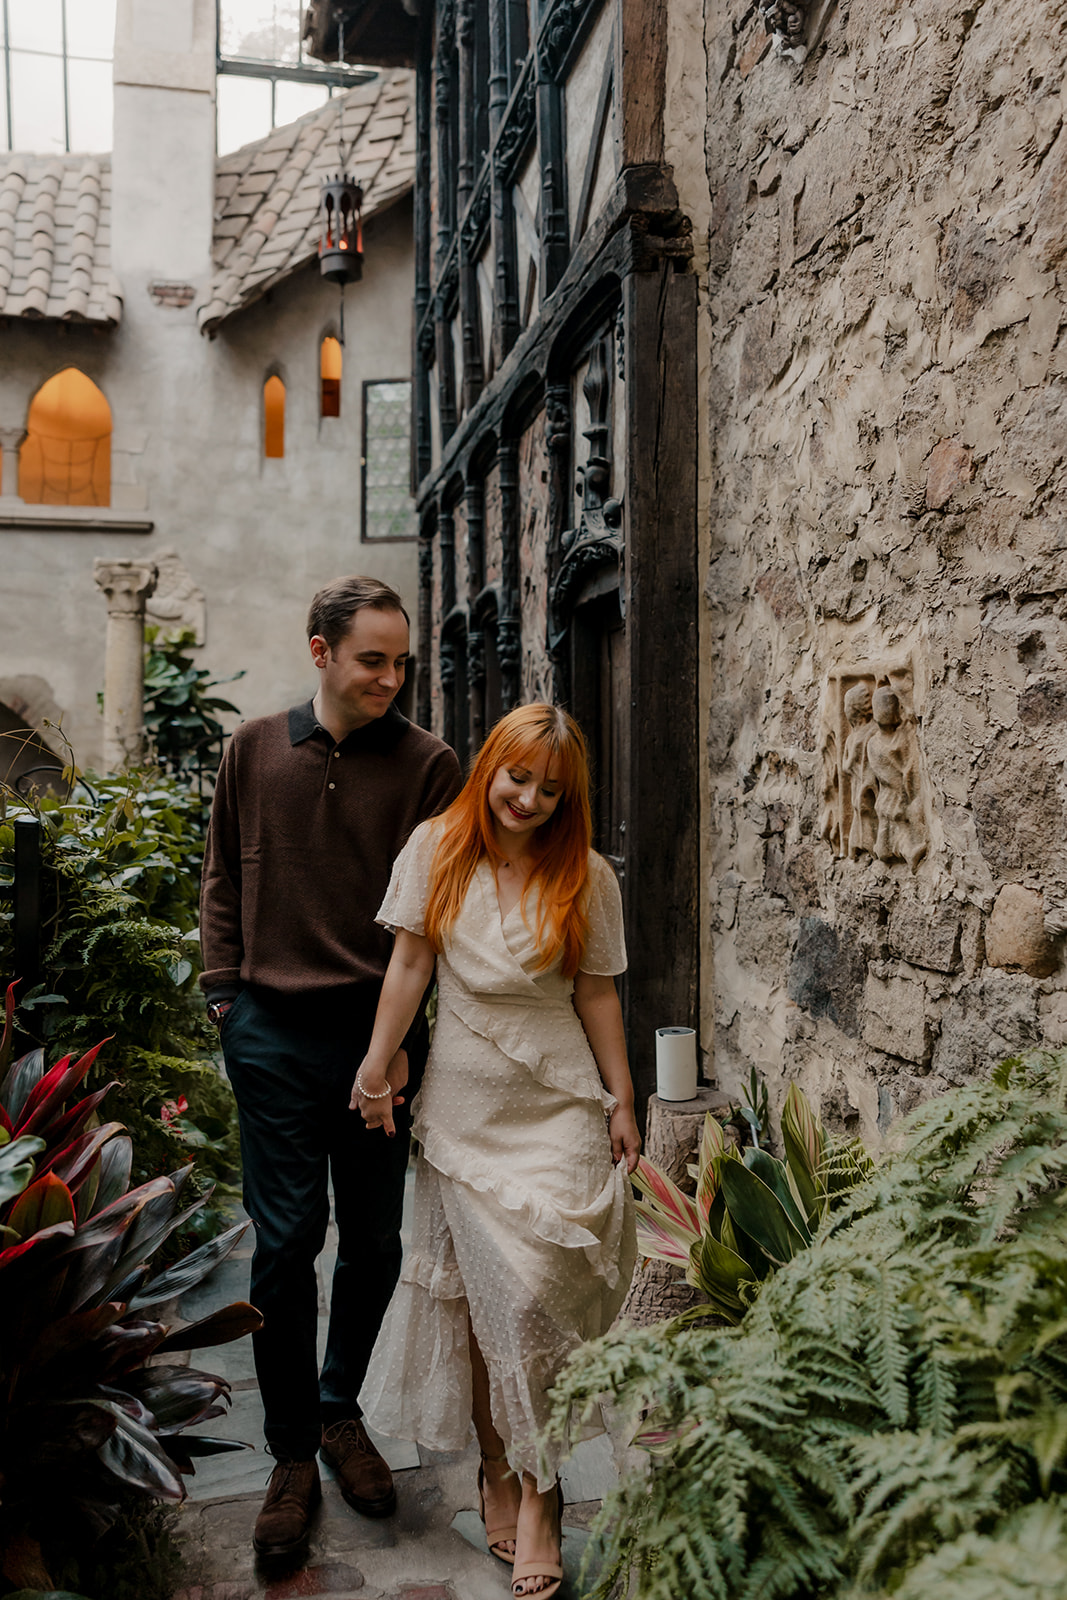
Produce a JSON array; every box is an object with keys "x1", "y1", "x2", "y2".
[
  {"x1": 376, "y1": 819, "x2": 440, "y2": 936},
  {"x1": 579, "y1": 852, "x2": 627, "y2": 976}
]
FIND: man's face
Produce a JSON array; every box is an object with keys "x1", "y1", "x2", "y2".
[{"x1": 311, "y1": 606, "x2": 410, "y2": 727}]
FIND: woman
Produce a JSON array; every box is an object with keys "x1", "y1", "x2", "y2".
[{"x1": 351, "y1": 703, "x2": 639, "y2": 1600}]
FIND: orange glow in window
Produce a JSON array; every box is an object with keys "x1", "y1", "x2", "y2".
[
  {"x1": 264, "y1": 375, "x2": 286, "y2": 458},
  {"x1": 19, "y1": 367, "x2": 111, "y2": 506},
  {"x1": 320, "y1": 337, "x2": 342, "y2": 418}
]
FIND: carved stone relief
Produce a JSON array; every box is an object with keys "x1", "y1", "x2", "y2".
[
  {"x1": 145, "y1": 549, "x2": 206, "y2": 645},
  {"x1": 820, "y1": 663, "x2": 928, "y2": 872}
]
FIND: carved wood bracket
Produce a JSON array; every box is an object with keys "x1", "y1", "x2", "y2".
[{"x1": 548, "y1": 331, "x2": 623, "y2": 655}]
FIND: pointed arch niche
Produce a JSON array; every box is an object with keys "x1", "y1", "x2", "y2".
[
  {"x1": 320, "y1": 335, "x2": 342, "y2": 417},
  {"x1": 264, "y1": 374, "x2": 286, "y2": 458},
  {"x1": 19, "y1": 368, "x2": 112, "y2": 506}
]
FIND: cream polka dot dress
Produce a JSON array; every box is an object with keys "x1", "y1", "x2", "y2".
[{"x1": 358, "y1": 818, "x2": 637, "y2": 1488}]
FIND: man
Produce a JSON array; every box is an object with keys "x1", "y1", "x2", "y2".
[{"x1": 200, "y1": 576, "x2": 461, "y2": 1559}]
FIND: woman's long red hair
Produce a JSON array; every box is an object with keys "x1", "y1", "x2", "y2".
[{"x1": 424, "y1": 703, "x2": 593, "y2": 978}]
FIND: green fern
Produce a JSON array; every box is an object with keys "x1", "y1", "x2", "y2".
[{"x1": 552, "y1": 1050, "x2": 1067, "y2": 1600}]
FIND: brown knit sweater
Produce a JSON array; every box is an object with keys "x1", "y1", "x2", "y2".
[{"x1": 199, "y1": 701, "x2": 461, "y2": 998}]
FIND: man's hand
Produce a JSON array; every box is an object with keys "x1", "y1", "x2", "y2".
[
  {"x1": 609, "y1": 1104, "x2": 642, "y2": 1174},
  {"x1": 351, "y1": 1048, "x2": 409, "y2": 1137}
]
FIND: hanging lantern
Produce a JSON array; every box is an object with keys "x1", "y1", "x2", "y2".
[{"x1": 318, "y1": 174, "x2": 364, "y2": 284}]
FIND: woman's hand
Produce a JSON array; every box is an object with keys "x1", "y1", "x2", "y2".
[
  {"x1": 350, "y1": 1047, "x2": 409, "y2": 1137},
  {"x1": 609, "y1": 1104, "x2": 642, "y2": 1174}
]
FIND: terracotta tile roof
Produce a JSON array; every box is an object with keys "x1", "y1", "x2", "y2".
[
  {"x1": 198, "y1": 70, "x2": 414, "y2": 337},
  {"x1": 0, "y1": 155, "x2": 122, "y2": 325}
]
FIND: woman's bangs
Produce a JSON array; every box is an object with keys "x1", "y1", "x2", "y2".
[{"x1": 502, "y1": 728, "x2": 576, "y2": 795}]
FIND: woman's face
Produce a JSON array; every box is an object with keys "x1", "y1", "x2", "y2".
[{"x1": 488, "y1": 751, "x2": 564, "y2": 843}]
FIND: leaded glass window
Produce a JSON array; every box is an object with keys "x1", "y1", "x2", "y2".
[{"x1": 362, "y1": 379, "x2": 416, "y2": 541}]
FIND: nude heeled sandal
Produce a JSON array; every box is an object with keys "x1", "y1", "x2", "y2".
[
  {"x1": 477, "y1": 1451, "x2": 518, "y2": 1564},
  {"x1": 511, "y1": 1481, "x2": 564, "y2": 1599},
  {"x1": 511, "y1": 1559, "x2": 563, "y2": 1599}
]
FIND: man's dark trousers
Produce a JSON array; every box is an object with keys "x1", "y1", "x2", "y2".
[{"x1": 222, "y1": 984, "x2": 417, "y2": 1463}]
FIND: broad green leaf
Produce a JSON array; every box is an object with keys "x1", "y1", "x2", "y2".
[
  {"x1": 1, "y1": 1046, "x2": 46, "y2": 1125},
  {"x1": 156, "y1": 1301, "x2": 263, "y2": 1353},
  {"x1": 720, "y1": 1160, "x2": 808, "y2": 1268},
  {"x1": 686, "y1": 1229, "x2": 753, "y2": 1321},
  {"x1": 8, "y1": 1171, "x2": 76, "y2": 1239},
  {"x1": 128, "y1": 1219, "x2": 250, "y2": 1312},
  {"x1": 743, "y1": 1147, "x2": 812, "y2": 1242},
  {"x1": 781, "y1": 1081, "x2": 825, "y2": 1217},
  {"x1": 123, "y1": 1363, "x2": 229, "y2": 1429},
  {"x1": 92, "y1": 1134, "x2": 133, "y2": 1214},
  {"x1": 91, "y1": 1399, "x2": 186, "y2": 1499},
  {"x1": 0, "y1": 1133, "x2": 45, "y2": 1207}
]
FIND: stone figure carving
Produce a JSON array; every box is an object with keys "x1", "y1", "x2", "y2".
[
  {"x1": 841, "y1": 683, "x2": 878, "y2": 860},
  {"x1": 820, "y1": 664, "x2": 928, "y2": 871},
  {"x1": 866, "y1": 688, "x2": 927, "y2": 870},
  {"x1": 145, "y1": 548, "x2": 206, "y2": 645}
]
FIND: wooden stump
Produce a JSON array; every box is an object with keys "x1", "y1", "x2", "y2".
[{"x1": 619, "y1": 1088, "x2": 732, "y2": 1328}]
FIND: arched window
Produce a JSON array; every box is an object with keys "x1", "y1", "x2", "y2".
[
  {"x1": 320, "y1": 336, "x2": 342, "y2": 418},
  {"x1": 19, "y1": 368, "x2": 111, "y2": 506},
  {"x1": 264, "y1": 375, "x2": 285, "y2": 458}
]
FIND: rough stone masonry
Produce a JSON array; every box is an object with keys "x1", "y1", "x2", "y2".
[{"x1": 677, "y1": 0, "x2": 1067, "y2": 1136}]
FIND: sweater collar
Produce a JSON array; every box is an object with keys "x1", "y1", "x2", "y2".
[{"x1": 288, "y1": 699, "x2": 411, "y2": 753}]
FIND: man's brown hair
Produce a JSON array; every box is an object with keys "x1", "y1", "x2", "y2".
[{"x1": 307, "y1": 576, "x2": 409, "y2": 649}]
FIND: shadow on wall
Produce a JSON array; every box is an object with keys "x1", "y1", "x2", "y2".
[{"x1": 0, "y1": 705, "x2": 64, "y2": 798}]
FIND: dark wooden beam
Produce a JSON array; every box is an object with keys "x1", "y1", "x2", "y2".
[
  {"x1": 416, "y1": 163, "x2": 683, "y2": 501},
  {"x1": 622, "y1": 258, "x2": 699, "y2": 1116},
  {"x1": 413, "y1": 5, "x2": 434, "y2": 485},
  {"x1": 416, "y1": 518, "x2": 434, "y2": 727},
  {"x1": 544, "y1": 376, "x2": 571, "y2": 699},
  {"x1": 465, "y1": 473, "x2": 486, "y2": 753},
  {"x1": 435, "y1": 302, "x2": 458, "y2": 441},
  {"x1": 535, "y1": 75, "x2": 569, "y2": 295},
  {"x1": 497, "y1": 438, "x2": 521, "y2": 708},
  {"x1": 438, "y1": 499, "x2": 457, "y2": 615},
  {"x1": 456, "y1": 0, "x2": 476, "y2": 216},
  {"x1": 620, "y1": 0, "x2": 667, "y2": 166},
  {"x1": 488, "y1": 0, "x2": 510, "y2": 134}
]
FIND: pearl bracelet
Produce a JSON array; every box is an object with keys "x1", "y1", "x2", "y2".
[{"x1": 356, "y1": 1069, "x2": 393, "y2": 1100}]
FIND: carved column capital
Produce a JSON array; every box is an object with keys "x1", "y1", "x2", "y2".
[{"x1": 94, "y1": 559, "x2": 159, "y2": 616}]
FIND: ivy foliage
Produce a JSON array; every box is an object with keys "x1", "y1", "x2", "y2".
[
  {"x1": 0, "y1": 766, "x2": 238, "y2": 1236},
  {"x1": 550, "y1": 1050, "x2": 1067, "y2": 1600}
]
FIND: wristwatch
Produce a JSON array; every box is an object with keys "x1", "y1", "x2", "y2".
[{"x1": 207, "y1": 999, "x2": 234, "y2": 1027}]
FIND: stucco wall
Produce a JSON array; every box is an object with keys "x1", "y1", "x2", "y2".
[
  {"x1": 679, "y1": 0, "x2": 1067, "y2": 1135},
  {"x1": 0, "y1": 197, "x2": 419, "y2": 768}
]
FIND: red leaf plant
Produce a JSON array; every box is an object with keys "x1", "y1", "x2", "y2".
[{"x1": 0, "y1": 982, "x2": 262, "y2": 1591}]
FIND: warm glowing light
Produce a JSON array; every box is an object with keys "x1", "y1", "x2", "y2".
[
  {"x1": 320, "y1": 336, "x2": 342, "y2": 418},
  {"x1": 264, "y1": 374, "x2": 285, "y2": 458},
  {"x1": 19, "y1": 367, "x2": 111, "y2": 506}
]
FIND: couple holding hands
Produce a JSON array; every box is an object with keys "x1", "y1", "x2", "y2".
[{"x1": 201, "y1": 576, "x2": 639, "y2": 1599}]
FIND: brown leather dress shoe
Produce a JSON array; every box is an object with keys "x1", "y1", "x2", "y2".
[
  {"x1": 253, "y1": 1458, "x2": 321, "y2": 1558},
  {"x1": 320, "y1": 1418, "x2": 397, "y2": 1517}
]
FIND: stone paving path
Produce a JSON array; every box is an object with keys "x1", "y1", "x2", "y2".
[{"x1": 169, "y1": 1173, "x2": 619, "y2": 1600}]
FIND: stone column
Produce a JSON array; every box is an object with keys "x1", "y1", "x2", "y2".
[
  {"x1": 0, "y1": 427, "x2": 23, "y2": 497},
  {"x1": 94, "y1": 559, "x2": 158, "y2": 770}
]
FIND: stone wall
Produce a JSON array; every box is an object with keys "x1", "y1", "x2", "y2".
[{"x1": 679, "y1": 0, "x2": 1067, "y2": 1136}]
